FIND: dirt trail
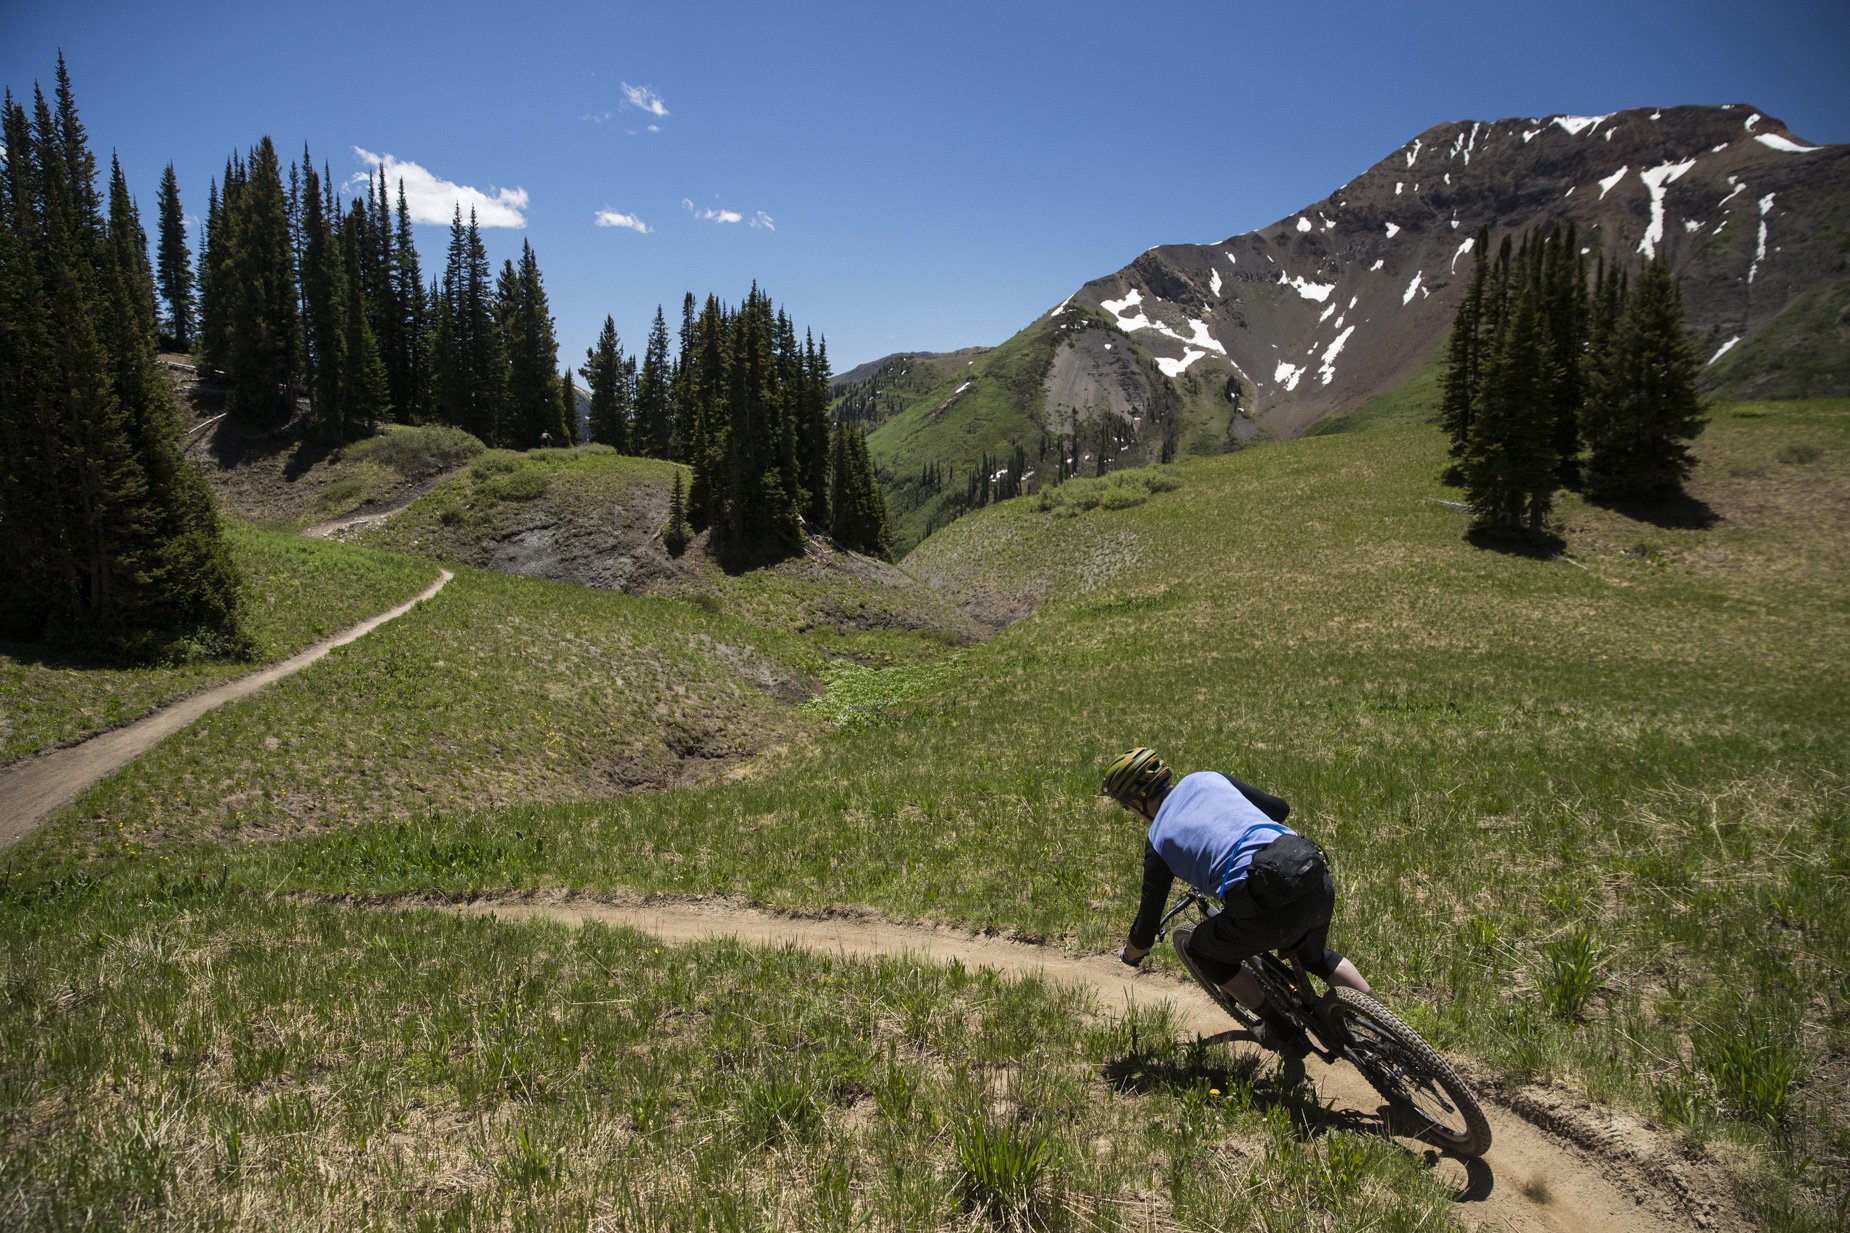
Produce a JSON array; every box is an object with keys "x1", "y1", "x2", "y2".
[
  {"x1": 442, "y1": 894, "x2": 1737, "y2": 1233},
  {"x1": 0, "y1": 570, "x2": 452, "y2": 848}
]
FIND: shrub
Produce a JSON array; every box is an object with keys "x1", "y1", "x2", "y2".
[
  {"x1": 346, "y1": 425, "x2": 485, "y2": 477},
  {"x1": 955, "y1": 1117, "x2": 1052, "y2": 1218},
  {"x1": 1035, "y1": 465, "x2": 1184, "y2": 517},
  {"x1": 485, "y1": 467, "x2": 550, "y2": 502},
  {"x1": 470, "y1": 453, "x2": 520, "y2": 480}
]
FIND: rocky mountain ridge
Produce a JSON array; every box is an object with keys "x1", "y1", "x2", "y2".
[
  {"x1": 1070, "y1": 104, "x2": 1846, "y2": 440},
  {"x1": 855, "y1": 104, "x2": 1848, "y2": 550}
]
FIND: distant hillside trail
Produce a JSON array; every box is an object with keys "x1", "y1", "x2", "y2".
[
  {"x1": 0, "y1": 569, "x2": 452, "y2": 849},
  {"x1": 419, "y1": 894, "x2": 1735, "y2": 1233},
  {"x1": 301, "y1": 465, "x2": 466, "y2": 540}
]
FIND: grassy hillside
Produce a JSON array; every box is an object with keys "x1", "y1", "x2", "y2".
[
  {"x1": 4, "y1": 401, "x2": 1845, "y2": 1229},
  {"x1": 350, "y1": 444, "x2": 984, "y2": 661},
  {"x1": 0, "y1": 523, "x2": 439, "y2": 766}
]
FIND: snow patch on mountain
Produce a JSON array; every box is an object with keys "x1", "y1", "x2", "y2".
[
  {"x1": 1638, "y1": 159, "x2": 1698, "y2": 258},
  {"x1": 1183, "y1": 319, "x2": 1226, "y2": 355},
  {"x1": 1101, "y1": 289, "x2": 1154, "y2": 331},
  {"x1": 1751, "y1": 193, "x2": 1776, "y2": 283},
  {"x1": 1756, "y1": 133, "x2": 1822, "y2": 154},
  {"x1": 1275, "y1": 361, "x2": 1304, "y2": 391},
  {"x1": 1555, "y1": 114, "x2": 1611, "y2": 137},
  {"x1": 1403, "y1": 273, "x2": 1423, "y2": 305},
  {"x1": 1285, "y1": 277, "x2": 1335, "y2": 302},
  {"x1": 1318, "y1": 325, "x2": 1357, "y2": 386},
  {"x1": 1157, "y1": 349, "x2": 1207, "y2": 377}
]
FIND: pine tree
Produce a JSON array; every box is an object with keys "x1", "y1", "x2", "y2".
[
  {"x1": 154, "y1": 163, "x2": 194, "y2": 350},
  {"x1": 581, "y1": 314, "x2": 631, "y2": 450},
  {"x1": 634, "y1": 305, "x2": 673, "y2": 457},
  {"x1": 1582, "y1": 256, "x2": 1706, "y2": 501},
  {"x1": 432, "y1": 207, "x2": 509, "y2": 443},
  {"x1": 683, "y1": 294, "x2": 728, "y2": 527},
  {"x1": 716, "y1": 286, "x2": 801, "y2": 556},
  {"x1": 1464, "y1": 276, "x2": 1559, "y2": 536},
  {"x1": 297, "y1": 156, "x2": 347, "y2": 439},
  {"x1": 391, "y1": 179, "x2": 426, "y2": 421},
  {"x1": 663, "y1": 469, "x2": 690, "y2": 556},
  {"x1": 829, "y1": 419, "x2": 890, "y2": 558},
  {"x1": 500, "y1": 239, "x2": 563, "y2": 448},
  {"x1": 1439, "y1": 226, "x2": 1491, "y2": 472},
  {"x1": 798, "y1": 331, "x2": 832, "y2": 526},
  {"x1": 336, "y1": 194, "x2": 390, "y2": 434},
  {"x1": 1, "y1": 65, "x2": 244, "y2": 657},
  {"x1": 559, "y1": 367, "x2": 580, "y2": 445},
  {"x1": 216, "y1": 136, "x2": 298, "y2": 419}
]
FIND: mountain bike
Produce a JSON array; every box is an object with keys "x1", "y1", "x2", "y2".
[{"x1": 1157, "y1": 888, "x2": 1493, "y2": 1159}]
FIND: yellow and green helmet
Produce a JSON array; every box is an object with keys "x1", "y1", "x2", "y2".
[{"x1": 1102, "y1": 747, "x2": 1172, "y2": 804}]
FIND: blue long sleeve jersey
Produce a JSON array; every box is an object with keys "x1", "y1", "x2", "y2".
[{"x1": 1127, "y1": 772, "x2": 1292, "y2": 950}]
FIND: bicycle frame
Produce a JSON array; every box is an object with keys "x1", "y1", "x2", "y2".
[{"x1": 1155, "y1": 887, "x2": 1351, "y2": 1064}]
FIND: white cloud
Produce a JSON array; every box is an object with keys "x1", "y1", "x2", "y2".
[
  {"x1": 594, "y1": 209, "x2": 651, "y2": 234},
  {"x1": 683, "y1": 198, "x2": 773, "y2": 229},
  {"x1": 621, "y1": 83, "x2": 669, "y2": 118},
  {"x1": 351, "y1": 148, "x2": 528, "y2": 227}
]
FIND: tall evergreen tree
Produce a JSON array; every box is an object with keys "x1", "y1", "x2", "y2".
[
  {"x1": 391, "y1": 179, "x2": 426, "y2": 421},
  {"x1": 1, "y1": 66, "x2": 244, "y2": 657},
  {"x1": 1438, "y1": 226, "x2": 1491, "y2": 471},
  {"x1": 716, "y1": 285, "x2": 802, "y2": 555},
  {"x1": 297, "y1": 156, "x2": 347, "y2": 439},
  {"x1": 1582, "y1": 256, "x2": 1706, "y2": 501},
  {"x1": 798, "y1": 331, "x2": 832, "y2": 526},
  {"x1": 154, "y1": 163, "x2": 194, "y2": 350},
  {"x1": 499, "y1": 239, "x2": 563, "y2": 447},
  {"x1": 1463, "y1": 276, "x2": 1559, "y2": 536},
  {"x1": 634, "y1": 305, "x2": 673, "y2": 458},
  {"x1": 829, "y1": 419, "x2": 890, "y2": 558},
  {"x1": 336, "y1": 193, "x2": 390, "y2": 434},
  {"x1": 580, "y1": 314, "x2": 631, "y2": 450},
  {"x1": 683, "y1": 293, "x2": 728, "y2": 527},
  {"x1": 559, "y1": 367, "x2": 580, "y2": 445},
  {"x1": 215, "y1": 136, "x2": 298, "y2": 418},
  {"x1": 670, "y1": 291, "x2": 698, "y2": 458},
  {"x1": 431, "y1": 207, "x2": 508, "y2": 443}
]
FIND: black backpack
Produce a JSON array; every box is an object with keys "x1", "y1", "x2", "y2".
[{"x1": 1246, "y1": 833, "x2": 1327, "y2": 909}]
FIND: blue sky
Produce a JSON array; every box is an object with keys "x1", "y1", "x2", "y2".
[{"x1": 5, "y1": 1, "x2": 1846, "y2": 376}]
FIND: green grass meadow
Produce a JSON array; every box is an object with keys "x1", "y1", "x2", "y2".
[
  {"x1": 0, "y1": 524, "x2": 441, "y2": 767},
  {"x1": 3, "y1": 400, "x2": 1847, "y2": 1229}
]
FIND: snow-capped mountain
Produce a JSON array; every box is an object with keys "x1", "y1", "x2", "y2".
[
  {"x1": 1064, "y1": 104, "x2": 1845, "y2": 438},
  {"x1": 853, "y1": 104, "x2": 1847, "y2": 552}
]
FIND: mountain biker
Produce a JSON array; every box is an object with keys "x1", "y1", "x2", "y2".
[{"x1": 1105, "y1": 747, "x2": 1373, "y2": 1055}]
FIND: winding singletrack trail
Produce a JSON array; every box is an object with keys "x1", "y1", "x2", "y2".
[
  {"x1": 445, "y1": 895, "x2": 1735, "y2": 1233},
  {"x1": 0, "y1": 569, "x2": 452, "y2": 848}
]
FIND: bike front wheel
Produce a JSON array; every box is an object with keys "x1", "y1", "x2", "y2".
[
  {"x1": 1328, "y1": 987, "x2": 1492, "y2": 1159},
  {"x1": 1169, "y1": 920, "x2": 1262, "y2": 1035}
]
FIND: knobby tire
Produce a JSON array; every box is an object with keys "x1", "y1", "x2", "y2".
[
  {"x1": 1168, "y1": 921, "x2": 1492, "y2": 1159},
  {"x1": 1329, "y1": 986, "x2": 1493, "y2": 1158}
]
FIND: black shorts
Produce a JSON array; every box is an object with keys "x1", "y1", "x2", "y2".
[{"x1": 1186, "y1": 864, "x2": 1340, "y2": 987}]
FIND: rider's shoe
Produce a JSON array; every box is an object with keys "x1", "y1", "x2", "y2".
[{"x1": 1249, "y1": 1001, "x2": 1310, "y2": 1058}]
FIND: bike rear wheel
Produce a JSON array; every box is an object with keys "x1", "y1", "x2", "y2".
[{"x1": 1329, "y1": 987, "x2": 1492, "y2": 1158}]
